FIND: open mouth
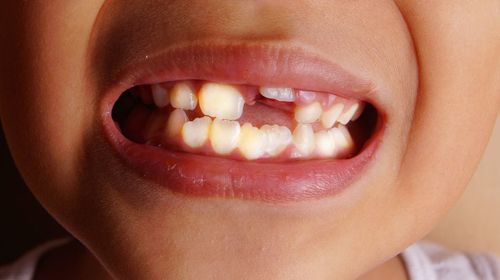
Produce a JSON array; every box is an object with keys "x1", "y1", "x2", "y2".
[
  {"x1": 101, "y1": 43, "x2": 384, "y2": 202},
  {"x1": 113, "y1": 81, "x2": 377, "y2": 161}
]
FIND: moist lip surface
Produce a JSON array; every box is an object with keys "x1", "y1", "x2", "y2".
[{"x1": 101, "y1": 42, "x2": 385, "y2": 202}]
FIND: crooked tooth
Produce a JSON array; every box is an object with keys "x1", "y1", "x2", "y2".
[
  {"x1": 314, "y1": 130, "x2": 336, "y2": 157},
  {"x1": 152, "y1": 84, "x2": 170, "y2": 108},
  {"x1": 259, "y1": 87, "x2": 295, "y2": 102},
  {"x1": 320, "y1": 103, "x2": 344, "y2": 129},
  {"x1": 330, "y1": 125, "x2": 354, "y2": 157},
  {"x1": 292, "y1": 124, "x2": 315, "y2": 157},
  {"x1": 260, "y1": 125, "x2": 292, "y2": 156},
  {"x1": 295, "y1": 102, "x2": 322, "y2": 124},
  {"x1": 182, "y1": 117, "x2": 212, "y2": 148},
  {"x1": 338, "y1": 101, "x2": 363, "y2": 125},
  {"x1": 210, "y1": 118, "x2": 240, "y2": 155},
  {"x1": 199, "y1": 83, "x2": 244, "y2": 120},
  {"x1": 351, "y1": 102, "x2": 366, "y2": 121},
  {"x1": 166, "y1": 109, "x2": 188, "y2": 138},
  {"x1": 170, "y1": 82, "x2": 198, "y2": 110},
  {"x1": 238, "y1": 123, "x2": 265, "y2": 160}
]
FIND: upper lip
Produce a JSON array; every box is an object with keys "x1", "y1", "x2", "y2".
[
  {"x1": 105, "y1": 40, "x2": 380, "y2": 108},
  {"x1": 100, "y1": 40, "x2": 385, "y2": 202}
]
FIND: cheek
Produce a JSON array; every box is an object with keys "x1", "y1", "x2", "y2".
[
  {"x1": 0, "y1": 1, "x2": 104, "y2": 211},
  {"x1": 396, "y1": 1, "x2": 500, "y2": 230}
]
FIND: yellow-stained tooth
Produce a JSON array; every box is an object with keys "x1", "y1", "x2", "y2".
[
  {"x1": 260, "y1": 125, "x2": 292, "y2": 156},
  {"x1": 199, "y1": 83, "x2": 244, "y2": 120},
  {"x1": 182, "y1": 117, "x2": 212, "y2": 148},
  {"x1": 315, "y1": 130, "x2": 336, "y2": 157},
  {"x1": 170, "y1": 82, "x2": 198, "y2": 110},
  {"x1": 166, "y1": 109, "x2": 188, "y2": 138},
  {"x1": 295, "y1": 102, "x2": 322, "y2": 124},
  {"x1": 210, "y1": 118, "x2": 240, "y2": 155},
  {"x1": 152, "y1": 84, "x2": 170, "y2": 108},
  {"x1": 292, "y1": 124, "x2": 315, "y2": 157},
  {"x1": 321, "y1": 103, "x2": 344, "y2": 129},
  {"x1": 238, "y1": 123, "x2": 265, "y2": 160}
]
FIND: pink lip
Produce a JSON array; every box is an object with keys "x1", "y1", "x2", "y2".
[{"x1": 101, "y1": 41, "x2": 385, "y2": 202}]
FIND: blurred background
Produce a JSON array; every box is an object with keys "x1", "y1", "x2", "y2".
[{"x1": 1, "y1": 118, "x2": 499, "y2": 264}]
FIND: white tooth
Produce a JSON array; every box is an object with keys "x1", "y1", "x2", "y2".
[
  {"x1": 170, "y1": 82, "x2": 198, "y2": 110},
  {"x1": 330, "y1": 125, "x2": 354, "y2": 157},
  {"x1": 259, "y1": 87, "x2": 295, "y2": 102},
  {"x1": 314, "y1": 130, "x2": 336, "y2": 157},
  {"x1": 152, "y1": 84, "x2": 170, "y2": 108},
  {"x1": 295, "y1": 102, "x2": 322, "y2": 124},
  {"x1": 320, "y1": 103, "x2": 344, "y2": 129},
  {"x1": 351, "y1": 102, "x2": 366, "y2": 121},
  {"x1": 199, "y1": 83, "x2": 244, "y2": 120},
  {"x1": 338, "y1": 101, "x2": 363, "y2": 125},
  {"x1": 292, "y1": 124, "x2": 315, "y2": 157},
  {"x1": 238, "y1": 123, "x2": 265, "y2": 160},
  {"x1": 210, "y1": 118, "x2": 240, "y2": 155},
  {"x1": 181, "y1": 116, "x2": 212, "y2": 148},
  {"x1": 166, "y1": 109, "x2": 188, "y2": 138},
  {"x1": 260, "y1": 125, "x2": 292, "y2": 156}
]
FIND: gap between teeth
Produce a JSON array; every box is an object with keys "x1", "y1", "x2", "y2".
[{"x1": 145, "y1": 81, "x2": 364, "y2": 160}]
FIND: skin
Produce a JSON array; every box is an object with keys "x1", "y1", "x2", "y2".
[{"x1": 0, "y1": 1, "x2": 499, "y2": 279}]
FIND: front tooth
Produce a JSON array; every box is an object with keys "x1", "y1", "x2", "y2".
[
  {"x1": 152, "y1": 84, "x2": 170, "y2": 108},
  {"x1": 259, "y1": 87, "x2": 296, "y2": 102},
  {"x1": 181, "y1": 116, "x2": 212, "y2": 148},
  {"x1": 330, "y1": 125, "x2": 354, "y2": 157},
  {"x1": 320, "y1": 103, "x2": 344, "y2": 129},
  {"x1": 238, "y1": 123, "x2": 265, "y2": 160},
  {"x1": 210, "y1": 118, "x2": 240, "y2": 155},
  {"x1": 292, "y1": 124, "x2": 315, "y2": 157},
  {"x1": 170, "y1": 82, "x2": 198, "y2": 110},
  {"x1": 199, "y1": 83, "x2": 244, "y2": 120},
  {"x1": 260, "y1": 125, "x2": 292, "y2": 156},
  {"x1": 338, "y1": 101, "x2": 363, "y2": 125},
  {"x1": 314, "y1": 130, "x2": 336, "y2": 157},
  {"x1": 295, "y1": 102, "x2": 322, "y2": 124},
  {"x1": 166, "y1": 109, "x2": 188, "y2": 138}
]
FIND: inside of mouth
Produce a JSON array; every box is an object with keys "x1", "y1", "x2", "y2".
[{"x1": 111, "y1": 80, "x2": 378, "y2": 162}]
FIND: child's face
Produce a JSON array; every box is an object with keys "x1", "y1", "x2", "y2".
[{"x1": 1, "y1": 1, "x2": 499, "y2": 278}]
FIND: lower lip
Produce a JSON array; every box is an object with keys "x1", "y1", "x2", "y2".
[{"x1": 101, "y1": 109, "x2": 383, "y2": 202}]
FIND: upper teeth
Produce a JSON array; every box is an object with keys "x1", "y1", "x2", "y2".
[
  {"x1": 337, "y1": 101, "x2": 363, "y2": 125},
  {"x1": 321, "y1": 103, "x2": 344, "y2": 129},
  {"x1": 259, "y1": 87, "x2": 296, "y2": 102},
  {"x1": 144, "y1": 81, "x2": 364, "y2": 160},
  {"x1": 295, "y1": 102, "x2": 323, "y2": 124},
  {"x1": 199, "y1": 83, "x2": 245, "y2": 120},
  {"x1": 170, "y1": 82, "x2": 198, "y2": 111},
  {"x1": 151, "y1": 84, "x2": 170, "y2": 108}
]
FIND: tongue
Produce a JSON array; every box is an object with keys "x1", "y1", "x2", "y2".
[{"x1": 238, "y1": 102, "x2": 295, "y2": 129}]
